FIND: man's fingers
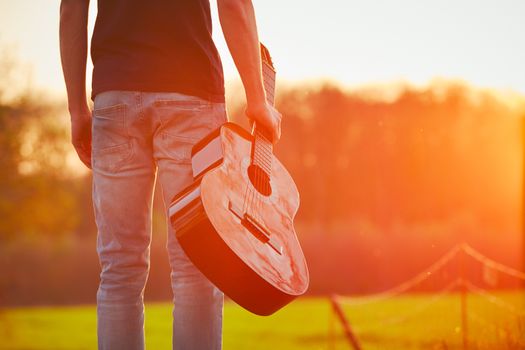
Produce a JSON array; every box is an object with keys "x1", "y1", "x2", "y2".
[
  {"x1": 270, "y1": 111, "x2": 281, "y2": 144},
  {"x1": 272, "y1": 125, "x2": 281, "y2": 144},
  {"x1": 74, "y1": 142, "x2": 92, "y2": 169},
  {"x1": 78, "y1": 149, "x2": 92, "y2": 169},
  {"x1": 70, "y1": 108, "x2": 93, "y2": 169},
  {"x1": 245, "y1": 103, "x2": 282, "y2": 143},
  {"x1": 270, "y1": 108, "x2": 282, "y2": 144}
]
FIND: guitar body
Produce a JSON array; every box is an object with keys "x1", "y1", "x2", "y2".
[{"x1": 172, "y1": 123, "x2": 308, "y2": 315}]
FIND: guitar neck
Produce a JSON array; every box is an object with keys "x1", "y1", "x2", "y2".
[{"x1": 261, "y1": 43, "x2": 276, "y2": 107}]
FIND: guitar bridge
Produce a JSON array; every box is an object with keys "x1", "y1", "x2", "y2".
[{"x1": 228, "y1": 201, "x2": 283, "y2": 255}]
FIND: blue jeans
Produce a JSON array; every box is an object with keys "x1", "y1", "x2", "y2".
[{"x1": 92, "y1": 91, "x2": 226, "y2": 350}]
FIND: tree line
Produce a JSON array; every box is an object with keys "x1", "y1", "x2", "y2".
[{"x1": 1, "y1": 74, "x2": 524, "y2": 304}]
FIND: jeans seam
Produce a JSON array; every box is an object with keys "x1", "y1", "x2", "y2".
[
  {"x1": 153, "y1": 99, "x2": 211, "y2": 108},
  {"x1": 160, "y1": 131, "x2": 200, "y2": 143}
]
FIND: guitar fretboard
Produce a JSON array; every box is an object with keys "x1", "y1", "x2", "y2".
[{"x1": 261, "y1": 45, "x2": 276, "y2": 106}]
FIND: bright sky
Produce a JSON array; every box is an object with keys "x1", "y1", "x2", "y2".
[{"x1": 0, "y1": 0, "x2": 524, "y2": 98}]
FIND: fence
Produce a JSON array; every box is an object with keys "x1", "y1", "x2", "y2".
[{"x1": 329, "y1": 243, "x2": 525, "y2": 350}]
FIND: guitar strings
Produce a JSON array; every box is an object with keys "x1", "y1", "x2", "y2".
[
  {"x1": 253, "y1": 128, "x2": 264, "y2": 218},
  {"x1": 244, "y1": 57, "x2": 275, "y2": 234},
  {"x1": 256, "y1": 130, "x2": 264, "y2": 225},
  {"x1": 249, "y1": 128, "x2": 263, "y2": 222},
  {"x1": 250, "y1": 127, "x2": 273, "y2": 226}
]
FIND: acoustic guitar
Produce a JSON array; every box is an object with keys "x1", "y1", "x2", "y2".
[{"x1": 168, "y1": 44, "x2": 309, "y2": 316}]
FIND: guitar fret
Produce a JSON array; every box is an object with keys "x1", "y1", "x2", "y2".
[
  {"x1": 254, "y1": 145, "x2": 272, "y2": 160},
  {"x1": 263, "y1": 82, "x2": 275, "y2": 92},
  {"x1": 263, "y1": 74, "x2": 275, "y2": 90},
  {"x1": 255, "y1": 156, "x2": 269, "y2": 164},
  {"x1": 262, "y1": 73, "x2": 275, "y2": 82},
  {"x1": 253, "y1": 143, "x2": 272, "y2": 172},
  {"x1": 254, "y1": 148, "x2": 268, "y2": 159},
  {"x1": 263, "y1": 84, "x2": 274, "y2": 92},
  {"x1": 262, "y1": 71, "x2": 275, "y2": 81},
  {"x1": 263, "y1": 81, "x2": 275, "y2": 89},
  {"x1": 263, "y1": 82, "x2": 274, "y2": 94},
  {"x1": 255, "y1": 159, "x2": 272, "y2": 170},
  {"x1": 255, "y1": 156, "x2": 272, "y2": 166},
  {"x1": 262, "y1": 66, "x2": 275, "y2": 107},
  {"x1": 264, "y1": 83, "x2": 274, "y2": 92},
  {"x1": 262, "y1": 63, "x2": 275, "y2": 73},
  {"x1": 262, "y1": 71, "x2": 275, "y2": 80}
]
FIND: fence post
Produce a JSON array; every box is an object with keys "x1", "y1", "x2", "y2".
[
  {"x1": 328, "y1": 298, "x2": 335, "y2": 350},
  {"x1": 460, "y1": 245, "x2": 469, "y2": 350},
  {"x1": 330, "y1": 295, "x2": 362, "y2": 350}
]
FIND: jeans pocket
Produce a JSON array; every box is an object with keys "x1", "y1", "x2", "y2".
[
  {"x1": 92, "y1": 103, "x2": 132, "y2": 172},
  {"x1": 93, "y1": 141, "x2": 134, "y2": 173}
]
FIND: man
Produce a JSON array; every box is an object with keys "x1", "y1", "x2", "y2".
[{"x1": 59, "y1": 0, "x2": 281, "y2": 349}]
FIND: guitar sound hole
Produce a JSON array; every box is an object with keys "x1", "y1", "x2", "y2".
[{"x1": 247, "y1": 164, "x2": 272, "y2": 196}]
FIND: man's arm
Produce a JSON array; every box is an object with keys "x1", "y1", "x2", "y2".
[
  {"x1": 59, "y1": 0, "x2": 92, "y2": 168},
  {"x1": 217, "y1": 0, "x2": 281, "y2": 143}
]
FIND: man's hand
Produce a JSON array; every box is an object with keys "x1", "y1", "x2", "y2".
[
  {"x1": 246, "y1": 102, "x2": 282, "y2": 143},
  {"x1": 70, "y1": 108, "x2": 92, "y2": 169}
]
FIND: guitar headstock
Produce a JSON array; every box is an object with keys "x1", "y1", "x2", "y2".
[{"x1": 260, "y1": 43, "x2": 275, "y2": 73}]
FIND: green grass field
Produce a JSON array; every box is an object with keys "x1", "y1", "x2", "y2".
[{"x1": 1, "y1": 293, "x2": 524, "y2": 350}]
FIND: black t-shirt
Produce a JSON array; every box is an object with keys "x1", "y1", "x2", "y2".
[{"x1": 91, "y1": 0, "x2": 224, "y2": 102}]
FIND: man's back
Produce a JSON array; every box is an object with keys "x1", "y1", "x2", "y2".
[{"x1": 91, "y1": 0, "x2": 224, "y2": 102}]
